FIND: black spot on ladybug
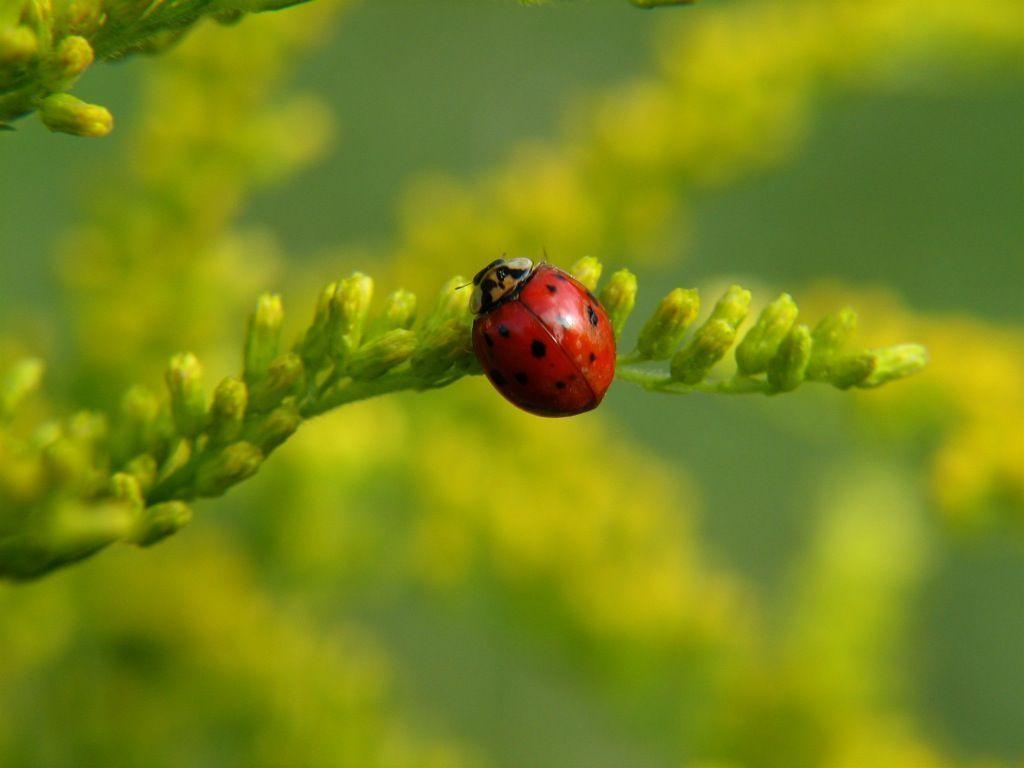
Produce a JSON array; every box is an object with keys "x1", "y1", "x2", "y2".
[
  {"x1": 514, "y1": 372, "x2": 529, "y2": 385},
  {"x1": 483, "y1": 332, "x2": 494, "y2": 347},
  {"x1": 555, "y1": 380, "x2": 566, "y2": 390},
  {"x1": 555, "y1": 273, "x2": 567, "y2": 281},
  {"x1": 589, "y1": 352, "x2": 597, "y2": 363},
  {"x1": 531, "y1": 340, "x2": 546, "y2": 358},
  {"x1": 488, "y1": 369, "x2": 507, "y2": 387},
  {"x1": 586, "y1": 304, "x2": 599, "y2": 327},
  {"x1": 498, "y1": 325, "x2": 510, "y2": 338},
  {"x1": 546, "y1": 284, "x2": 557, "y2": 293}
]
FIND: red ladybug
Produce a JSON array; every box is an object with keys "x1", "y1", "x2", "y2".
[{"x1": 470, "y1": 257, "x2": 616, "y2": 417}]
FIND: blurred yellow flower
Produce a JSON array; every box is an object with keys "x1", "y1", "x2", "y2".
[{"x1": 806, "y1": 284, "x2": 1024, "y2": 527}]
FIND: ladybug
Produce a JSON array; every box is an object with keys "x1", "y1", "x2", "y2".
[{"x1": 470, "y1": 257, "x2": 616, "y2": 417}]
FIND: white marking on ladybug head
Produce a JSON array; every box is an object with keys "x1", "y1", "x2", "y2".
[{"x1": 470, "y1": 257, "x2": 534, "y2": 314}]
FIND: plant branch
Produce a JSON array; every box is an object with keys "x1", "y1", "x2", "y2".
[{"x1": 0, "y1": 256, "x2": 925, "y2": 581}]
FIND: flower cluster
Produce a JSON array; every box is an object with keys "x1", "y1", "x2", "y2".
[
  {"x1": 0, "y1": 0, "x2": 344, "y2": 135},
  {"x1": 603, "y1": 264, "x2": 927, "y2": 396}
]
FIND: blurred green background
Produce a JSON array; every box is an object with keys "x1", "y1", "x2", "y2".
[{"x1": 1, "y1": 0, "x2": 1023, "y2": 766}]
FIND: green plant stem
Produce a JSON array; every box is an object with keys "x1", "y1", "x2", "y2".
[
  {"x1": 303, "y1": 366, "x2": 469, "y2": 419},
  {"x1": 616, "y1": 364, "x2": 771, "y2": 395}
]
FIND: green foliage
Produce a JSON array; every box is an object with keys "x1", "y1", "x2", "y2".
[
  {"x1": 0, "y1": 255, "x2": 924, "y2": 581},
  {"x1": 0, "y1": 0, "x2": 327, "y2": 135}
]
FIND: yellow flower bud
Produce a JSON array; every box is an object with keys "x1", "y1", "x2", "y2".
[
  {"x1": 636, "y1": 287, "x2": 700, "y2": 360},
  {"x1": 599, "y1": 269, "x2": 638, "y2": 338},
  {"x1": 55, "y1": 35, "x2": 94, "y2": 79},
  {"x1": 670, "y1": 318, "x2": 736, "y2": 384},
  {"x1": 248, "y1": 353, "x2": 304, "y2": 412},
  {"x1": 860, "y1": 344, "x2": 928, "y2": 388},
  {"x1": 132, "y1": 501, "x2": 193, "y2": 547},
  {"x1": 209, "y1": 377, "x2": 248, "y2": 444},
  {"x1": 249, "y1": 405, "x2": 301, "y2": 452},
  {"x1": 328, "y1": 272, "x2": 374, "y2": 361},
  {"x1": 806, "y1": 307, "x2": 857, "y2": 380},
  {"x1": 379, "y1": 289, "x2": 418, "y2": 331},
  {"x1": 244, "y1": 293, "x2": 283, "y2": 382},
  {"x1": 569, "y1": 256, "x2": 603, "y2": 291},
  {"x1": 735, "y1": 293, "x2": 798, "y2": 375},
  {"x1": 194, "y1": 441, "x2": 262, "y2": 497},
  {"x1": 349, "y1": 329, "x2": 417, "y2": 381},
  {"x1": 767, "y1": 324, "x2": 811, "y2": 393},
  {"x1": 166, "y1": 352, "x2": 207, "y2": 438},
  {"x1": 39, "y1": 93, "x2": 112, "y2": 137}
]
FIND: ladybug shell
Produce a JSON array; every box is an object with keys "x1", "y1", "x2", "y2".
[{"x1": 472, "y1": 265, "x2": 616, "y2": 417}]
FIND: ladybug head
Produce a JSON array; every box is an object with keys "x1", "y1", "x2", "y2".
[{"x1": 470, "y1": 257, "x2": 534, "y2": 315}]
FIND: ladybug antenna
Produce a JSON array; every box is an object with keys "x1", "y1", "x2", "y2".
[
  {"x1": 540, "y1": 246, "x2": 549, "y2": 266},
  {"x1": 456, "y1": 281, "x2": 473, "y2": 290}
]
